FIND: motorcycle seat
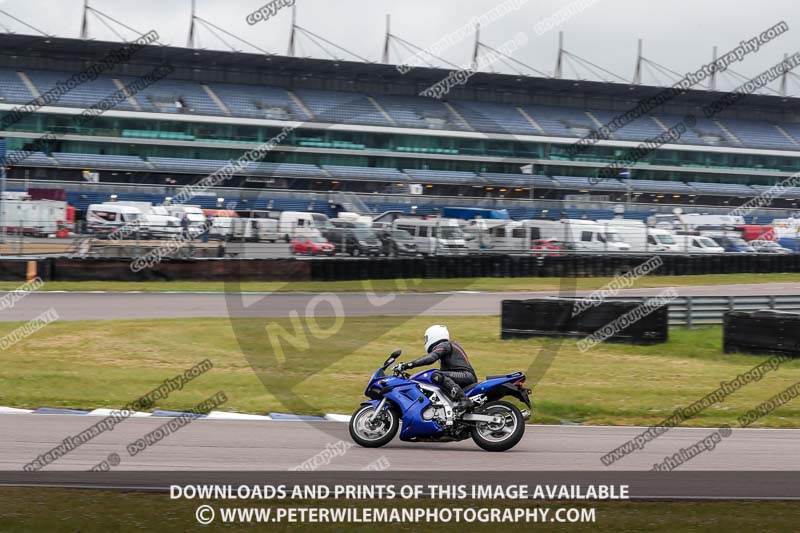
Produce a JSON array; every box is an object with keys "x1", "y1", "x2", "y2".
[{"x1": 485, "y1": 372, "x2": 523, "y2": 380}]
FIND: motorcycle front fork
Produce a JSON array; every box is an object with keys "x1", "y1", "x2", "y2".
[{"x1": 368, "y1": 398, "x2": 387, "y2": 423}]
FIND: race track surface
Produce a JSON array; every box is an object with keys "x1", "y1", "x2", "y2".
[
  {"x1": 2, "y1": 414, "x2": 798, "y2": 472},
  {"x1": 1, "y1": 282, "x2": 799, "y2": 321}
]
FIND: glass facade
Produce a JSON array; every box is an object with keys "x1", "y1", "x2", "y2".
[{"x1": 3, "y1": 111, "x2": 799, "y2": 186}]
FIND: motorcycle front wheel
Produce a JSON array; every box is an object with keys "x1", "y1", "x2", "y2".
[
  {"x1": 470, "y1": 400, "x2": 526, "y2": 452},
  {"x1": 349, "y1": 404, "x2": 399, "y2": 448}
]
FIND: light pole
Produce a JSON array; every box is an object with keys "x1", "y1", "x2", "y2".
[{"x1": 0, "y1": 138, "x2": 6, "y2": 245}]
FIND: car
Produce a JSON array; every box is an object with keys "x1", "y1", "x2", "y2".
[
  {"x1": 749, "y1": 240, "x2": 793, "y2": 254},
  {"x1": 709, "y1": 235, "x2": 756, "y2": 253},
  {"x1": 291, "y1": 236, "x2": 336, "y2": 256},
  {"x1": 530, "y1": 238, "x2": 566, "y2": 256},
  {"x1": 322, "y1": 227, "x2": 382, "y2": 256},
  {"x1": 375, "y1": 228, "x2": 418, "y2": 256}
]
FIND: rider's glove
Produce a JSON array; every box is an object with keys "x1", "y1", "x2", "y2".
[{"x1": 394, "y1": 362, "x2": 412, "y2": 372}]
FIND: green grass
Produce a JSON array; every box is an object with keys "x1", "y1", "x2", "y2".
[
  {"x1": 2, "y1": 488, "x2": 800, "y2": 532},
  {"x1": 0, "y1": 272, "x2": 796, "y2": 293},
  {"x1": 2, "y1": 315, "x2": 800, "y2": 427}
]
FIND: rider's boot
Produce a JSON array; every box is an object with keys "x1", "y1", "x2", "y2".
[
  {"x1": 434, "y1": 372, "x2": 473, "y2": 414},
  {"x1": 451, "y1": 388, "x2": 473, "y2": 414}
]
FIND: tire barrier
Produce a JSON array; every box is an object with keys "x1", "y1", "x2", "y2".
[
  {"x1": 501, "y1": 298, "x2": 670, "y2": 345},
  {"x1": 2, "y1": 253, "x2": 800, "y2": 282},
  {"x1": 0, "y1": 259, "x2": 31, "y2": 281},
  {"x1": 723, "y1": 310, "x2": 800, "y2": 357},
  {"x1": 21, "y1": 258, "x2": 312, "y2": 282}
]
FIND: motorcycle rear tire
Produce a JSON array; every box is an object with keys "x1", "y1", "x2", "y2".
[{"x1": 470, "y1": 400, "x2": 525, "y2": 452}]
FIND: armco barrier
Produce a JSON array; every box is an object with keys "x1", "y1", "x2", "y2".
[
  {"x1": 723, "y1": 310, "x2": 800, "y2": 357},
  {"x1": 501, "y1": 298, "x2": 669, "y2": 344},
  {"x1": 1, "y1": 253, "x2": 800, "y2": 283}
]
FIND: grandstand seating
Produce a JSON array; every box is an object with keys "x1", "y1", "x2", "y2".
[
  {"x1": 402, "y1": 168, "x2": 478, "y2": 184},
  {"x1": 720, "y1": 119, "x2": 798, "y2": 150},
  {"x1": 522, "y1": 105, "x2": 597, "y2": 138},
  {"x1": 117, "y1": 76, "x2": 222, "y2": 115},
  {"x1": 323, "y1": 165, "x2": 408, "y2": 182},
  {"x1": 52, "y1": 152, "x2": 152, "y2": 171},
  {"x1": 5, "y1": 65, "x2": 800, "y2": 154},
  {"x1": 553, "y1": 175, "x2": 628, "y2": 191},
  {"x1": 657, "y1": 113, "x2": 730, "y2": 146},
  {"x1": 7, "y1": 151, "x2": 56, "y2": 166},
  {"x1": 25, "y1": 69, "x2": 140, "y2": 112},
  {"x1": 584, "y1": 109, "x2": 666, "y2": 141},
  {"x1": 293, "y1": 89, "x2": 391, "y2": 126},
  {"x1": 622, "y1": 178, "x2": 695, "y2": 194},
  {"x1": 11, "y1": 149, "x2": 800, "y2": 203},
  {"x1": 448, "y1": 101, "x2": 539, "y2": 135},
  {"x1": 146, "y1": 156, "x2": 326, "y2": 178},
  {"x1": 479, "y1": 172, "x2": 556, "y2": 188},
  {"x1": 750, "y1": 184, "x2": 800, "y2": 198},
  {"x1": 688, "y1": 182, "x2": 755, "y2": 196},
  {"x1": 772, "y1": 123, "x2": 800, "y2": 147},
  {"x1": 207, "y1": 82, "x2": 308, "y2": 120},
  {"x1": 372, "y1": 95, "x2": 470, "y2": 130},
  {"x1": 0, "y1": 69, "x2": 32, "y2": 103}
]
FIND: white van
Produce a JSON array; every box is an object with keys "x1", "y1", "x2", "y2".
[
  {"x1": 86, "y1": 203, "x2": 143, "y2": 237},
  {"x1": 461, "y1": 219, "x2": 509, "y2": 252},
  {"x1": 166, "y1": 205, "x2": 207, "y2": 231},
  {"x1": 521, "y1": 219, "x2": 630, "y2": 253},
  {"x1": 116, "y1": 202, "x2": 182, "y2": 239},
  {"x1": 278, "y1": 211, "x2": 325, "y2": 241},
  {"x1": 392, "y1": 217, "x2": 468, "y2": 256},
  {"x1": 138, "y1": 211, "x2": 182, "y2": 239},
  {"x1": 597, "y1": 220, "x2": 680, "y2": 253},
  {"x1": 676, "y1": 234, "x2": 726, "y2": 253},
  {"x1": 230, "y1": 217, "x2": 279, "y2": 242},
  {"x1": 335, "y1": 212, "x2": 373, "y2": 227}
]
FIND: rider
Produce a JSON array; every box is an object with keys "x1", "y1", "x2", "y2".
[{"x1": 394, "y1": 325, "x2": 477, "y2": 412}]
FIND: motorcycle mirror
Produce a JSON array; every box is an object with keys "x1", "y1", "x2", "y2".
[{"x1": 390, "y1": 349, "x2": 402, "y2": 357}]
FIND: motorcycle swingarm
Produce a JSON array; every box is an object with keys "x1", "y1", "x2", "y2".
[{"x1": 461, "y1": 413, "x2": 502, "y2": 423}]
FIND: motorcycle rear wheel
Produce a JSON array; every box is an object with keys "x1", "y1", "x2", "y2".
[
  {"x1": 470, "y1": 400, "x2": 525, "y2": 452},
  {"x1": 349, "y1": 404, "x2": 399, "y2": 448}
]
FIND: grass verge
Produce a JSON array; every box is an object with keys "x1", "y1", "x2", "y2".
[
  {"x1": 2, "y1": 488, "x2": 800, "y2": 532},
  {"x1": 0, "y1": 272, "x2": 796, "y2": 293},
  {"x1": 1, "y1": 316, "x2": 799, "y2": 427}
]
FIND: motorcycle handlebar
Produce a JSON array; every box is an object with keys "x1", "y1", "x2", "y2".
[{"x1": 393, "y1": 368, "x2": 409, "y2": 379}]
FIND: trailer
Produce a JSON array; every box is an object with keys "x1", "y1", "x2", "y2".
[{"x1": 1, "y1": 192, "x2": 69, "y2": 236}]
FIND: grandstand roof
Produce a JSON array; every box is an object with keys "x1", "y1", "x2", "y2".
[{"x1": 0, "y1": 33, "x2": 797, "y2": 118}]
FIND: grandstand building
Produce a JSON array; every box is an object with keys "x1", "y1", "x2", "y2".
[{"x1": 2, "y1": 33, "x2": 800, "y2": 220}]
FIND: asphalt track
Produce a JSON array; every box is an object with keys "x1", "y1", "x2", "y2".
[
  {"x1": 3, "y1": 414, "x2": 799, "y2": 472},
  {"x1": 1, "y1": 282, "x2": 799, "y2": 321}
]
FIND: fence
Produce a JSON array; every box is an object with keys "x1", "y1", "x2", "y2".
[
  {"x1": 602, "y1": 295, "x2": 800, "y2": 327},
  {"x1": 3, "y1": 217, "x2": 799, "y2": 259}
]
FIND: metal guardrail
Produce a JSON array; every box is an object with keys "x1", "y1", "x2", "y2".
[{"x1": 604, "y1": 295, "x2": 800, "y2": 327}]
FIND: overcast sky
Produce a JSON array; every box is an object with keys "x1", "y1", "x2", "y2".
[{"x1": 0, "y1": 0, "x2": 798, "y2": 94}]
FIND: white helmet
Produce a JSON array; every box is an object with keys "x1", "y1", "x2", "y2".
[{"x1": 424, "y1": 324, "x2": 450, "y2": 353}]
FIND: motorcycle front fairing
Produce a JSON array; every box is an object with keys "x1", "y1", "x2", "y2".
[{"x1": 361, "y1": 371, "x2": 444, "y2": 441}]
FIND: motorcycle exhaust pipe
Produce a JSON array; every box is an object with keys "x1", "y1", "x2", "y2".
[{"x1": 520, "y1": 409, "x2": 531, "y2": 421}]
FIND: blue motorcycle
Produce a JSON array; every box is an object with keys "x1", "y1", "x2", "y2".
[{"x1": 349, "y1": 350, "x2": 532, "y2": 452}]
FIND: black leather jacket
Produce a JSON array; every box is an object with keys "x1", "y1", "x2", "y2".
[{"x1": 408, "y1": 340, "x2": 475, "y2": 373}]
